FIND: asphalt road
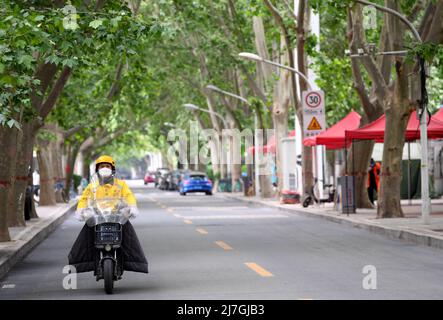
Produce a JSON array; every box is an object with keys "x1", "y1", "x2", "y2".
[{"x1": 1, "y1": 179, "x2": 443, "y2": 300}]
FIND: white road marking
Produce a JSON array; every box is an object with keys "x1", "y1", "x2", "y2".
[{"x1": 2, "y1": 284, "x2": 15, "y2": 289}]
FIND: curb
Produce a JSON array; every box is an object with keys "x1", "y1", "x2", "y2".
[
  {"x1": 220, "y1": 194, "x2": 443, "y2": 250},
  {"x1": 0, "y1": 202, "x2": 77, "y2": 281}
]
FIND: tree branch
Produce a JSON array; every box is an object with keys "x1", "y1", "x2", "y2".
[
  {"x1": 240, "y1": 65, "x2": 268, "y2": 103},
  {"x1": 418, "y1": 1, "x2": 436, "y2": 38},
  {"x1": 30, "y1": 62, "x2": 58, "y2": 111},
  {"x1": 282, "y1": 0, "x2": 297, "y2": 21},
  {"x1": 107, "y1": 61, "x2": 124, "y2": 101},
  {"x1": 39, "y1": 66, "x2": 72, "y2": 119},
  {"x1": 377, "y1": 13, "x2": 392, "y2": 84},
  {"x1": 407, "y1": 0, "x2": 425, "y2": 23},
  {"x1": 63, "y1": 125, "x2": 84, "y2": 139},
  {"x1": 264, "y1": 0, "x2": 298, "y2": 111},
  {"x1": 347, "y1": 7, "x2": 382, "y2": 120},
  {"x1": 422, "y1": 0, "x2": 443, "y2": 43},
  {"x1": 191, "y1": 110, "x2": 207, "y2": 130},
  {"x1": 350, "y1": 3, "x2": 389, "y2": 103},
  {"x1": 219, "y1": 94, "x2": 243, "y2": 130},
  {"x1": 94, "y1": 0, "x2": 106, "y2": 11},
  {"x1": 79, "y1": 136, "x2": 95, "y2": 153},
  {"x1": 296, "y1": 0, "x2": 308, "y2": 93}
]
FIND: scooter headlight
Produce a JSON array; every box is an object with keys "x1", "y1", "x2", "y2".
[{"x1": 105, "y1": 244, "x2": 112, "y2": 252}]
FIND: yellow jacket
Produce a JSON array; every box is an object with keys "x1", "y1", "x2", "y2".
[{"x1": 77, "y1": 178, "x2": 137, "y2": 210}]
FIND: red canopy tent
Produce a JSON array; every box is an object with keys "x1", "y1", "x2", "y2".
[
  {"x1": 432, "y1": 108, "x2": 443, "y2": 122},
  {"x1": 345, "y1": 111, "x2": 443, "y2": 142},
  {"x1": 343, "y1": 110, "x2": 443, "y2": 206},
  {"x1": 248, "y1": 130, "x2": 295, "y2": 155},
  {"x1": 302, "y1": 110, "x2": 362, "y2": 149}
]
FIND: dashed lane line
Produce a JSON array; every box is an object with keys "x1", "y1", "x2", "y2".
[
  {"x1": 245, "y1": 262, "x2": 274, "y2": 277},
  {"x1": 196, "y1": 228, "x2": 208, "y2": 235},
  {"x1": 215, "y1": 241, "x2": 233, "y2": 251}
]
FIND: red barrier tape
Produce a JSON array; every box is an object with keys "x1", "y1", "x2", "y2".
[
  {"x1": 15, "y1": 176, "x2": 30, "y2": 181},
  {"x1": 0, "y1": 180, "x2": 11, "y2": 187}
]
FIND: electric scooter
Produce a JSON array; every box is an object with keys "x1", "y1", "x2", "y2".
[{"x1": 302, "y1": 178, "x2": 335, "y2": 207}]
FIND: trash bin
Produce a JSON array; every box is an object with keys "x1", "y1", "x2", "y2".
[
  {"x1": 339, "y1": 175, "x2": 355, "y2": 214},
  {"x1": 280, "y1": 190, "x2": 300, "y2": 204}
]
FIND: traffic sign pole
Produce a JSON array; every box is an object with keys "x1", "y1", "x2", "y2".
[{"x1": 302, "y1": 90, "x2": 326, "y2": 200}]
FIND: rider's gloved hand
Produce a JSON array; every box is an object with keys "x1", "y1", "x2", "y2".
[
  {"x1": 126, "y1": 206, "x2": 139, "y2": 219},
  {"x1": 75, "y1": 209, "x2": 86, "y2": 221},
  {"x1": 75, "y1": 208, "x2": 94, "y2": 221}
]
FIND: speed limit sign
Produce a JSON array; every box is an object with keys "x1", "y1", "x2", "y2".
[
  {"x1": 302, "y1": 90, "x2": 325, "y2": 137},
  {"x1": 303, "y1": 90, "x2": 323, "y2": 109}
]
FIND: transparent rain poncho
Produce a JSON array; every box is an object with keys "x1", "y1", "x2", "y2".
[{"x1": 83, "y1": 173, "x2": 131, "y2": 227}]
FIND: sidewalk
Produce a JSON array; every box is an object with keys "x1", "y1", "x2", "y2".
[
  {"x1": 0, "y1": 201, "x2": 77, "y2": 280},
  {"x1": 220, "y1": 193, "x2": 443, "y2": 250}
]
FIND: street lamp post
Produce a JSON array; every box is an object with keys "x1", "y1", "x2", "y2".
[
  {"x1": 351, "y1": 0, "x2": 430, "y2": 224},
  {"x1": 183, "y1": 103, "x2": 228, "y2": 128},
  {"x1": 238, "y1": 52, "x2": 315, "y2": 90},
  {"x1": 206, "y1": 85, "x2": 259, "y2": 196}
]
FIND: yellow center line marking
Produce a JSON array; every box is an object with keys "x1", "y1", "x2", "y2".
[
  {"x1": 166, "y1": 208, "x2": 174, "y2": 212},
  {"x1": 245, "y1": 262, "x2": 274, "y2": 277},
  {"x1": 184, "y1": 219, "x2": 193, "y2": 224},
  {"x1": 215, "y1": 241, "x2": 233, "y2": 251},
  {"x1": 196, "y1": 228, "x2": 208, "y2": 235}
]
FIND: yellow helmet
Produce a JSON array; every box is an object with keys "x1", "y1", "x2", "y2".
[{"x1": 95, "y1": 155, "x2": 116, "y2": 171}]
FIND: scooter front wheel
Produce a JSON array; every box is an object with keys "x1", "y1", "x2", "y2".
[{"x1": 103, "y1": 259, "x2": 114, "y2": 294}]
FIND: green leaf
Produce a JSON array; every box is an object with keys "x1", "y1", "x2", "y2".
[
  {"x1": 16, "y1": 40, "x2": 27, "y2": 49},
  {"x1": 0, "y1": 74, "x2": 14, "y2": 85},
  {"x1": 34, "y1": 15, "x2": 45, "y2": 22},
  {"x1": 62, "y1": 58, "x2": 77, "y2": 68},
  {"x1": 7, "y1": 119, "x2": 18, "y2": 128},
  {"x1": 89, "y1": 19, "x2": 103, "y2": 29},
  {"x1": 111, "y1": 16, "x2": 122, "y2": 27},
  {"x1": 18, "y1": 54, "x2": 34, "y2": 69}
]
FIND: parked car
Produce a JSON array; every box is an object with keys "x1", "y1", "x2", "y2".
[
  {"x1": 179, "y1": 171, "x2": 213, "y2": 196},
  {"x1": 144, "y1": 172, "x2": 156, "y2": 185}
]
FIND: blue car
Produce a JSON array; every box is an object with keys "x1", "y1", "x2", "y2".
[{"x1": 179, "y1": 172, "x2": 213, "y2": 196}]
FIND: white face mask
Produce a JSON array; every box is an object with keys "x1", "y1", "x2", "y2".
[{"x1": 98, "y1": 168, "x2": 112, "y2": 178}]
